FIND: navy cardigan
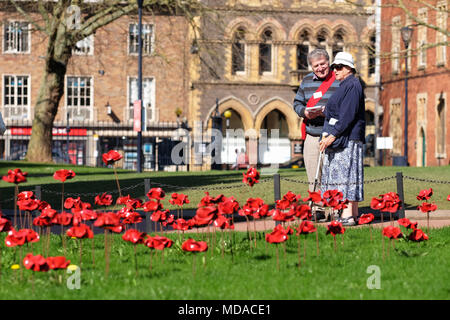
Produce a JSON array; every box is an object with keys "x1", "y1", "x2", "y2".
[{"x1": 323, "y1": 74, "x2": 365, "y2": 142}]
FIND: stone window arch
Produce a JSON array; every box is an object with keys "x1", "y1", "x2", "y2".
[{"x1": 332, "y1": 28, "x2": 346, "y2": 61}]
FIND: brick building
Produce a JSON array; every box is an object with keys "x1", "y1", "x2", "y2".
[
  {"x1": 188, "y1": 0, "x2": 379, "y2": 170},
  {"x1": 379, "y1": 0, "x2": 449, "y2": 166},
  {"x1": 0, "y1": 9, "x2": 190, "y2": 170}
]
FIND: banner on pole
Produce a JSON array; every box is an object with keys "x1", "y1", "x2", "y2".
[{"x1": 133, "y1": 100, "x2": 142, "y2": 132}]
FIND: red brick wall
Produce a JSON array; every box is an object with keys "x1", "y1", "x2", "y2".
[{"x1": 380, "y1": 1, "x2": 450, "y2": 166}]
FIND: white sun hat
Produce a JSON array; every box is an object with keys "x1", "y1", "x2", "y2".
[{"x1": 331, "y1": 52, "x2": 356, "y2": 70}]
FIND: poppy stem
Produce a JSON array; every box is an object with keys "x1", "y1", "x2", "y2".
[
  {"x1": 113, "y1": 166, "x2": 122, "y2": 198},
  {"x1": 91, "y1": 236, "x2": 95, "y2": 266},
  {"x1": 315, "y1": 225, "x2": 320, "y2": 257},
  {"x1": 333, "y1": 236, "x2": 337, "y2": 253},
  {"x1": 79, "y1": 238, "x2": 82, "y2": 266},
  {"x1": 181, "y1": 207, "x2": 184, "y2": 220},
  {"x1": 192, "y1": 254, "x2": 196, "y2": 277},
  {"x1": 282, "y1": 242, "x2": 286, "y2": 260},
  {"x1": 370, "y1": 224, "x2": 373, "y2": 242},
  {"x1": 275, "y1": 245, "x2": 280, "y2": 271},
  {"x1": 149, "y1": 249, "x2": 153, "y2": 272},
  {"x1": 244, "y1": 215, "x2": 252, "y2": 249},
  {"x1": 303, "y1": 235, "x2": 307, "y2": 263},
  {"x1": 161, "y1": 249, "x2": 165, "y2": 265},
  {"x1": 342, "y1": 234, "x2": 344, "y2": 248},
  {"x1": 427, "y1": 212, "x2": 430, "y2": 235},
  {"x1": 297, "y1": 236, "x2": 301, "y2": 269},
  {"x1": 134, "y1": 244, "x2": 138, "y2": 277},
  {"x1": 221, "y1": 229, "x2": 224, "y2": 259},
  {"x1": 13, "y1": 184, "x2": 18, "y2": 228},
  {"x1": 390, "y1": 212, "x2": 393, "y2": 226},
  {"x1": 61, "y1": 182, "x2": 64, "y2": 213},
  {"x1": 253, "y1": 218, "x2": 257, "y2": 248}
]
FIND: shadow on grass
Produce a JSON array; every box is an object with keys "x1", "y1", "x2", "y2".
[{"x1": 253, "y1": 254, "x2": 271, "y2": 260}]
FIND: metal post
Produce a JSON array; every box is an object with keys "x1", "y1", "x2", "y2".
[
  {"x1": 396, "y1": 172, "x2": 405, "y2": 219},
  {"x1": 136, "y1": 0, "x2": 144, "y2": 173},
  {"x1": 144, "y1": 178, "x2": 151, "y2": 232},
  {"x1": 34, "y1": 185, "x2": 41, "y2": 201},
  {"x1": 404, "y1": 45, "x2": 409, "y2": 166},
  {"x1": 273, "y1": 173, "x2": 281, "y2": 225}
]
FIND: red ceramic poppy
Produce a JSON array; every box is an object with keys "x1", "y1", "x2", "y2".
[
  {"x1": 381, "y1": 192, "x2": 402, "y2": 213},
  {"x1": 94, "y1": 212, "x2": 120, "y2": 228},
  {"x1": 448, "y1": 195, "x2": 450, "y2": 201},
  {"x1": 162, "y1": 214, "x2": 175, "y2": 227},
  {"x1": 293, "y1": 204, "x2": 312, "y2": 220},
  {"x1": 37, "y1": 200, "x2": 51, "y2": 211},
  {"x1": 218, "y1": 196, "x2": 240, "y2": 215},
  {"x1": 53, "y1": 169, "x2": 76, "y2": 182},
  {"x1": 122, "y1": 211, "x2": 143, "y2": 225},
  {"x1": 33, "y1": 216, "x2": 52, "y2": 227},
  {"x1": 181, "y1": 238, "x2": 208, "y2": 252},
  {"x1": 382, "y1": 226, "x2": 403, "y2": 239},
  {"x1": 41, "y1": 207, "x2": 57, "y2": 219},
  {"x1": 254, "y1": 204, "x2": 271, "y2": 219},
  {"x1": 242, "y1": 167, "x2": 260, "y2": 187},
  {"x1": 151, "y1": 210, "x2": 170, "y2": 223},
  {"x1": 66, "y1": 224, "x2": 94, "y2": 239},
  {"x1": 2, "y1": 168, "x2": 27, "y2": 184},
  {"x1": 46, "y1": 256, "x2": 71, "y2": 270},
  {"x1": 172, "y1": 218, "x2": 192, "y2": 231},
  {"x1": 122, "y1": 229, "x2": 146, "y2": 244},
  {"x1": 23, "y1": 253, "x2": 49, "y2": 272},
  {"x1": 169, "y1": 193, "x2": 190, "y2": 206},
  {"x1": 17, "y1": 191, "x2": 35, "y2": 201},
  {"x1": 322, "y1": 189, "x2": 343, "y2": 208},
  {"x1": 124, "y1": 198, "x2": 143, "y2": 210},
  {"x1": 265, "y1": 225, "x2": 290, "y2": 244},
  {"x1": 333, "y1": 199, "x2": 349, "y2": 211},
  {"x1": 145, "y1": 235, "x2": 174, "y2": 250},
  {"x1": 146, "y1": 188, "x2": 165, "y2": 200},
  {"x1": 17, "y1": 198, "x2": 40, "y2": 211},
  {"x1": 296, "y1": 220, "x2": 317, "y2": 235},
  {"x1": 102, "y1": 150, "x2": 123, "y2": 165},
  {"x1": 408, "y1": 229, "x2": 429, "y2": 242},
  {"x1": 418, "y1": 202, "x2": 437, "y2": 213},
  {"x1": 116, "y1": 195, "x2": 131, "y2": 205},
  {"x1": 303, "y1": 190, "x2": 322, "y2": 204},
  {"x1": 142, "y1": 200, "x2": 162, "y2": 212},
  {"x1": 105, "y1": 224, "x2": 124, "y2": 233},
  {"x1": 95, "y1": 193, "x2": 113, "y2": 206},
  {"x1": 370, "y1": 196, "x2": 384, "y2": 211},
  {"x1": 416, "y1": 188, "x2": 433, "y2": 201},
  {"x1": 0, "y1": 214, "x2": 12, "y2": 232},
  {"x1": 193, "y1": 205, "x2": 217, "y2": 226},
  {"x1": 358, "y1": 213, "x2": 375, "y2": 225},
  {"x1": 213, "y1": 214, "x2": 234, "y2": 230},
  {"x1": 326, "y1": 221, "x2": 345, "y2": 237},
  {"x1": 64, "y1": 197, "x2": 82, "y2": 210},
  {"x1": 53, "y1": 212, "x2": 73, "y2": 226},
  {"x1": 5, "y1": 229, "x2": 40, "y2": 247}
]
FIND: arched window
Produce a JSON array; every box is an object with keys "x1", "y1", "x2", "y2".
[
  {"x1": 297, "y1": 29, "x2": 310, "y2": 70},
  {"x1": 436, "y1": 95, "x2": 446, "y2": 156},
  {"x1": 332, "y1": 29, "x2": 345, "y2": 61},
  {"x1": 259, "y1": 28, "x2": 273, "y2": 74},
  {"x1": 232, "y1": 28, "x2": 246, "y2": 74},
  {"x1": 316, "y1": 29, "x2": 328, "y2": 51}
]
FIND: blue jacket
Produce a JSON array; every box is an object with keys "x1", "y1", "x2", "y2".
[{"x1": 323, "y1": 74, "x2": 365, "y2": 142}]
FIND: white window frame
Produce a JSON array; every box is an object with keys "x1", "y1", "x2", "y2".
[
  {"x1": 73, "y1": 34, "x2": 94, "y2": 55},
  {"x1": 2, "y1": 20, "x2": 31, "y2": 54},
  {"x1": 128, "y1": 23, "x2": 155, "y2": 56},
  {"x1": 2, "y1": 74, "x2": 31, "y2": 120},
  {"x1": 417, "y1": 8, "x2": 428, "y2": 69},
  {"x1": 436, "y1": 1, "x2": 447, "y2": 66},
  {"x1": 65, "y1": 75, "x2": 94, "y2": 121},
  {"x1": 126, "y1": 76, "x2": 157, "y2": 124},
  {"x1": 391, "y1": 16, "x2": 401, "y2": 75}
]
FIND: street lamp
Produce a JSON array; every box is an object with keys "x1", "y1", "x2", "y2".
[
  {"x1": 224, "y1": 109, "x2": 232, "y2": 167},
  {"x1": 136, "y1": 0, "x2": 144, "y2": 173},
  {"x1": 400, "y1": 26, "x2": 413, "y2": 166}
]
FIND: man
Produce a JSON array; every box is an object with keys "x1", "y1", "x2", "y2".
[{"x1": 293, "y1": 49, "x2": 340, "y2": 220}]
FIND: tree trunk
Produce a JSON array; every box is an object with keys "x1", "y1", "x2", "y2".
[{"x1": 26, "y1": 24, "x2": 70, "y2": 163}]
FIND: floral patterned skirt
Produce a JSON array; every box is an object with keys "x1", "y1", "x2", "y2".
[{"x1": 320, "y1": 140, "x2": 364, "y2": 202}]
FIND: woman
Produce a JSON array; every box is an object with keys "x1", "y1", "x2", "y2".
[{"x1": 319, "y1": 52, "x2": 365, "y2": 226}]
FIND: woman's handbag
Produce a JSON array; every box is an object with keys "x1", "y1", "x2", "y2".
[{"x1": 0, "y1": 111, "x2": 6, "y2": 136}]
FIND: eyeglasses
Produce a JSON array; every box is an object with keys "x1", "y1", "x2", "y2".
[{"x1": 333, "y1": 64, "x2": 345, "y2": 70}]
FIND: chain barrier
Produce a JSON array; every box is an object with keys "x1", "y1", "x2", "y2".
[
  {"x1": 40, "y1": 181, "x2": 145, "y2": 197},
  {"x1": 403, "y1": 175, "x2": 450, "y2": 185},
  {"x1": 150, "y1": 177, "x2": 272, "y2": 191},
  {"x1": 281, "y1": 175, "x2": 397, "y2": 186}
]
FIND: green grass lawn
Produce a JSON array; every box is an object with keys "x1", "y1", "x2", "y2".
[
  {"x1": 1, "y1": 161, "x2": 449, "y2": 211},
  {"x1": 0, "y1": 225, "x2": 449, "y2": 300}
]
